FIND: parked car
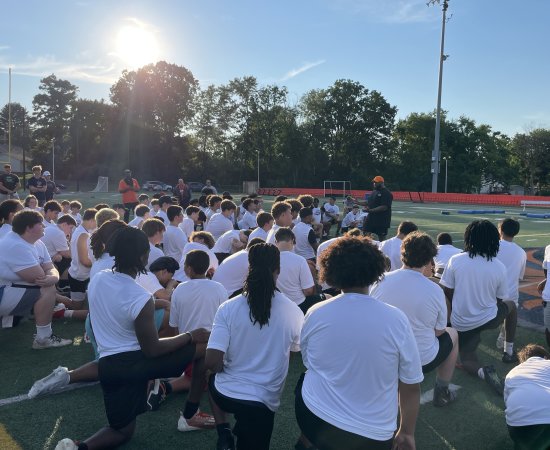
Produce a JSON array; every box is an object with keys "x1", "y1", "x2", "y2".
[
  {"x1": 142, "y1": 181, "x2": 173, "y2": 191},
  {"x1": 188, "y1": 181, "x2": 204, "y2": 192}
]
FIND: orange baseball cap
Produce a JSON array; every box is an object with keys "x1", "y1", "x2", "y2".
[{"x1": 372, "y1": 176, "x2": 384, "y2": 183}]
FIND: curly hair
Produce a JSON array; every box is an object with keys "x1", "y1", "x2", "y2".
[
  {"x1": 190, "y1": 231, "x2": 215, "y2": 249},
  {"x1": 243, "y1": 243, "x2": 280, "y2": 328},
  {"x1": 401, "y1": 231, "x2": 438, "y2": 268},
  {"x1": 518, "y1": 344, "x2": 550, "y2": 363},
  {"x1": 464, "y1": 220, "x2": 500, "y2": 260},
  {"x1": 90, "y1": 219, "x2": 127, "y2": 260},
  {"x1": 111, "y1": 227, "x2": 149, "y2": 275},
  {"x1": 271, "y1": 201, "x2": 292, "y2": 220},
  {"x1": 319, "y1": 236, "x2": 386, "y2": 289}
]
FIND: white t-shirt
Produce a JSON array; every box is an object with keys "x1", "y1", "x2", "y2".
[
  {"x1": 434, "y1": 244, "x2": 462, "y2": 273},
  {"x1": 342, "y1": 211, "x2": 362, "y2": 229},
  {"x1": 174, "y1": 242, "x2": 218, "y2": 282},
  {"x1": 147, "y1": 243, "x2": 165, "y2": 270},
  {"x1": 155, "y1": 209, "x2": 169, "y2": 225},
  {"x1": 239, "y1": 211, "x2": 257, "y2": 230},
  {"x1": 0, "y1": 232, "x2": 52, "y2": 285},
  {"x1": 505, "y1": 357, "x2": 550, "y2": 426},
  {"x1": 70, "y1": 212, "x2": 82, "y2": 226},
  {"x1": 322, "y1": 203, "x2": 340, "y2": 221},
  {"x1": 440, "y1": 253, "x2": 507, "y2": 332},
  {"x1": 212, "y1": 230, "x2": 240, "y2": 254},
  {"x1": 379, "y1": 236, "x2": 403, "y2": 272},
  {"x1": 88, "y1": 270, "x2": 152, "y2": 358},
  {"x1": 206, "y1": 213, "x2": 234, "y2": 241},
  {"x1": 136, "y1": 271, "x2": 164, "y2": 296},
  {"x1": 128, "y1": 216, "x2": 144, "y2": 228},
  {"x1": 207, "y1": 292, "x2": 303, "y2": 411},
  {"x1": 170, "y1": 279, "x2": 227, "y2": 332},
  {"x1": 41, "y1": 225, "x2": 69, "y2": 257},
  {"x1": 301, "y1": 293, "x2": 423, "y2": 441},
  {"x1": 212, "y1": 250, "x2": 249, "y2": 296},
  {"x1": 89, "y1": 253, "x2": 114, "y2": 279},
  {"x1": 248, "y1": 227, "x2": 268, "y2": 242},
  {"x1": 0, "y1": 224, "x2": 12, "y2": 240},
  {"x1": 495, "y1": 240, "x2": 526, "y2": 303},
  {"x1": 163, "y1": 224, "x2": 187, "y2": 261},
  {"x1": 292, "y1": 222, "x2": 316, "y2": 260},
  {"x1": 370, "y1": 269, "x2": 447, "y2": 365},
  {"x1": 68, "y1": 225, "x2": 91, "y2": 281},
  {"x1": 277, "y1": 250, "x2": 315, "y2": 306},
  {"x1": 265, "y1": 224, "x2": 281, "y2": 245},
  {"x1": 316, "y1": 237, "x2": 340, "y2": 290},
  {"x1": 543, "y1": 245, "x2": 550, "y2": 301},
  {"x1": 179, "y1": 217, "x2": 195, "y2": 238}
]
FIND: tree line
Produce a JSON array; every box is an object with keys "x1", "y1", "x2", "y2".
[{"x1": 0, "y1": 61, "x2": 548, "y2": 193}]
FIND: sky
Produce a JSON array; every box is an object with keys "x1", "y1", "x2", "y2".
[{"x1": 0, "y1": 0, "x2": 549, "y2": 136}]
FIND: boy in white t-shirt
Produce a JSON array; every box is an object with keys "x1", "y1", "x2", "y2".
[
  {"x1": 238, "y1": 198, "x2": 259, "y2": 230},
  {"x1": 371, "y1": 232, "x2": 458, "y2": 407},
  {"x1": 180, "y1": 206, "x2": 200, "y2": 238},
  {"x1": 128, "y1": 204, "x2": 150, "y2": 229},
  {"x1": 248, "y1": 212, "x2": 273, "y2": 242},
  {"x1": 321, "y1": 196, "x2": 341, "y2": 237},
  {"x1": 379, "y1": 221, "x2": 418, "y2": 272},
  {"x1": 266, "y1": 201, "x2": 293, "y2": 244},
  {"x1": 69, "y1": 200, "x2": 82, "y2": 226},
  {"x1": 297, "y1": 195, "x2": 323, "y2": 238},
  {"x1": 163, "y1": 205, "x2": 187, "y2": 261},
  {"x1": 341, "y1": 204, "x2": 363, "y2": 233},
  {"x1": 141, "y1": 218, "x2": 166, "y2": 269},
  {"x1": 440, "y1": 220, "x2": 518, "y2": 395},
  {"x1": 434, "y1": 233, "x2": 462, "y2": 277},
  {"x1": 41, "y1": 214, "x2": 76, "y2": 282},
  {"x1": 205, "y1": 199, "x2": 236, "y2": 241},
  {"x1": 495, "y1": 218, "x2": 526, "y2": 351}
]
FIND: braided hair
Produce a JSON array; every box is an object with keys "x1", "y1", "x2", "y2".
[
  {"x1": 243, "y1": 243, "x2": 280, "y2": 328},
  {"x1": 90, "y1": 219, "x2": 127, "y2": 260},
  {"x1": 464, "y1": 219, "x2": 500, "y2": 261},
  {"x1": 111, "y1": 227, "x2": 150, "y2": 276}
]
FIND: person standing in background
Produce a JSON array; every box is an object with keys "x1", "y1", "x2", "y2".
[
  {"x1": 118, "y1": 169, "x2": 140, "y2": 223},
  {"x1": 0, "y1": 163, "x2": 21, "y2": 201},
  {"x1": 362, "y1": 175, "x2": 393, "y2": 241},
  {"x1": 174, "y1": 178, "x2": 191, "y2": 208},
  {"x1": 27, "y1": 165, "x2": 47, "y2": 207},
  {"x1": 43, "y1": 171, "x2": 59, "y2": 202}
]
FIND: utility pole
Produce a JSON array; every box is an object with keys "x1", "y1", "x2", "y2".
[{"x1": 429, "y1": 0, "x2": 450, "y2": 193}]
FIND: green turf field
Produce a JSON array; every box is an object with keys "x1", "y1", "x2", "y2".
[{"x1": 1, "y1": 191, "x2": 548, "y2": 449}]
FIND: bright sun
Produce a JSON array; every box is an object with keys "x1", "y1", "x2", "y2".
[{"x1": 115, "y1": 25, "x2": 159, "y2": 69}]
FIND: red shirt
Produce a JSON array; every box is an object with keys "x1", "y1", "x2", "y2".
[{"x1": 119, "y1": 178, "x2": 140, "y2": 204}]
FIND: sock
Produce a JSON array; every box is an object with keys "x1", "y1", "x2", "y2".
[
  {"x1": 216, "y1": 423, "x2": 232, "y2": 437},
  {"x1": 504, "y1": 341, "x2": 514, "y2": 355},
  {"x1": 183, "y1": 401, "x2": 199, "y2": 419},
  {"x1": 36, "y1": 323, "x2": 52, "y2": 340},
  {"x1": 478, "y1": 368, "x2": 485, "y2": 380},
  {"x1": 63, "y1": 310, "x2": 74, "y2": 318},
  {"x1": 435, "y1": 377, "x2": 449, "y2": 388}
]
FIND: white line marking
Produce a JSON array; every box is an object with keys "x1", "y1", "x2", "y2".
[
  {"x1": 43, "y1": 416, "x2": 62, "y2": 450},
  {"x1": 0, "y1": 382, "x2": 99, "y2": 408}
]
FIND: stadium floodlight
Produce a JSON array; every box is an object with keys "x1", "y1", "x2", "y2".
[{"x1": 428, "y1": 0, "x2": 450, "y2": 193}]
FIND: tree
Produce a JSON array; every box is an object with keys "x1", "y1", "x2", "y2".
[
  {"x1": 0, "y1": 102, "x2": 32, "y2": 150},
  {"x1": 510, "y1": 129, "x2": 550, "y2": 191}
]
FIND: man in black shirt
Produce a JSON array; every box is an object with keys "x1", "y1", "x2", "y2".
[
  {"x1": 43, "y1": 171, "x2": 59, "y2": 201},
  {"x1": 0, "y1": 163, "x2": 20, "y2": 201},
  {"x1": 362, "y1": 175, "x2": 393, "y2": 241},
  {"x1": 27, "y1": 165, "x2": 47, "y2": 206}
]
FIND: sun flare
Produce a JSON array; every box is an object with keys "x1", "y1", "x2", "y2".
[{"x1": 115, "y1": 25, "x2": 159, "y2": 69}]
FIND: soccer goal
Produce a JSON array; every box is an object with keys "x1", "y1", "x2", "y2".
[
  {"x1": 323, "y1": 180, "x2": 351, "y2": 198},
  {"x1": 90, "y1": 176, "x2": 109, "y2": 193}
]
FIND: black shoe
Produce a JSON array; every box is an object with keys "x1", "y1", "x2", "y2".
[
  {"x1": 502, "y1": 352, "x2": 519, "y2": 364},
  {"x1": 483, "y1": 365, "x2": 504, "y2": 396},
  {"x1": 433, "y1": 385, "x2": 457, "y2": 407},
  {"x1": 216, "y1": 433, "x2": 235, "y2": 450},
  {"x1": 147, "y1": 379, "x2": 168, "y2": 411}
]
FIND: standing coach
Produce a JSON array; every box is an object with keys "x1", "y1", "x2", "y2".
[{"x1": 363, "y1": 175, "x2": 393, "y2": 241}]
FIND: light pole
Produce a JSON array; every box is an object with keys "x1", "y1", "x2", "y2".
[
  {"x1": 429, "y1": 0, "x2": 450, "y2": 193},
  {"x1": 256, "y1": 150, "x2": 260, "y2": 189},
  {"x1": 51, "y1": 138, "x2": 55, "y2": 181},
  {"x1": 443, "y1": 156, "x2": 451, "y2": 193}
]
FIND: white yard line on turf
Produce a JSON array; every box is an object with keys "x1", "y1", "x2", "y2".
[
  {"x1": 43, "y1": 416, "x2": 62, "y2": 450},
  {"x1": 0, "y1": 382, "x2": 99, "y2": 408}
]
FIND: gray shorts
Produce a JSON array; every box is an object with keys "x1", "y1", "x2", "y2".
[
  {"x1": 0, "y1": 285, "x2": 41, "y2": 327},
  {"x1": 544, "y1": 301, "x2": 550, "y2": 330}
]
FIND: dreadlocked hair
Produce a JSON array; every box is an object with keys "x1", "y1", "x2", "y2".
[
  {"x1": 111, "y1": 227, "x2": 149, "y2": 275},
  {"x1": 90, "y1": 219, "x2": 127, "y2": 260},
  {"x1": 464, "y1": 219, "x2": 500, "y2": 261},
  {"x1": 243, "y1": 243, "x2": 280, "y2": 328}
]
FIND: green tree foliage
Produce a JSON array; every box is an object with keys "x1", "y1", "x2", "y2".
[
  {"x1": 510, "y1": 129, "x2": 550, "y2": 192},
  {"x1": 0, "y1": 103, "x2": 32, "y2": 150}
]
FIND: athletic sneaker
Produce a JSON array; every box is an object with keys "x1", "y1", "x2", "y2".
[
  {"x1": 483, "y1": 365, "x2": 504, "y2": 396},
  {"x1": 177, "y1": 410, "x2": 216, "y2": 432},
  {"x1": 28, "y1": 366, "x2": 70, "y2": 398},
  {"x1": 147, "y1": 379, "x2": 168, "y2": 411},
  {"x1": 433, "y1": 385, "x2": 457, "y2": 407},
  {"x1": 502, "y1": 352, "x2": 519, "y2": 364},
  {"x1": 54, "y1": 438, "x2": 77, "y2": 450},
  {"x1": 495, "y1": 333, "x2": 504, "y2": 350},
  {"x1": 32, "y1": 334, "x2": 72, "y2": 349}
]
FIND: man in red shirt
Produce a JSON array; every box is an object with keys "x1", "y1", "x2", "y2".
[{"x1": 118, "y1": 169, "x2": 140, "y2": 223}]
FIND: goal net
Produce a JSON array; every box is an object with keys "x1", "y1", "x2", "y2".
[
  {"x1": 90, "y1": 176, "x2": 109, "y2": 193},
  {"x1": 323, "y1": 180, "x2": 351, "y2": 198}
]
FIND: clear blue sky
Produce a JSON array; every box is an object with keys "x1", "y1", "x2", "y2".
[{"x1": 1, "y1": 0, "x2": 549, "y2": 136}]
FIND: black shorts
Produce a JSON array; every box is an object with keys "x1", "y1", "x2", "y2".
[
  {"x1": 98, "y1": 344, "x2": 196, "y2": 430},
  {"x1": 458, "y1": 301, "x2": 509, "y2": 353},
  {"x1": 215, "y1": 252, "x2": 231, "y2": 265},
  {"x1": 299, "y1": 294, "x2": 326, "y2": 315},
  {"x1": 295, "y1": 373, "x2": 393, "y2": 450},
  {"x1": 54, "y1": 257, "x2": 71, "y2": 275},
  {"x1": 209, "y1": 374, "x2": 275, "y2": 450},
  {"x1": 508, "y1": 424, "x2": 550, "y2": 450},
  {"x1": 67, "y1": 273, "x2": 89, "y2": 293},
  {"x1": 422, "y1": 332, "x2": 453, "y2": 373}
]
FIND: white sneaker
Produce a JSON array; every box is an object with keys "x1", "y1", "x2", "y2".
[
  {"x1": 28, "y1": 366, "x2": 70, "y2": 398},
  {"x1": 32, "y1": 334, "x2": 72, "y2": 350},
  {"x1": 496, "y1": 333, "x2": 504, "y2": 350},
  {"x1": 55, "y1": 438, "x2": 78, "y2": 450},
  {"x1": 177, "y1": 410, "x2": 216, "y2": 432}
]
